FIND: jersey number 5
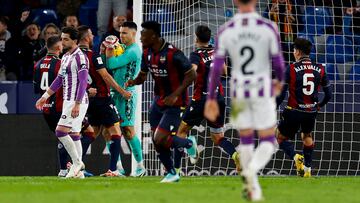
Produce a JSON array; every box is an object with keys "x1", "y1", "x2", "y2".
[
  {"x1": 303, "y1": 73, "x2": 314, "y2": 95},
  {"x1": 40, "y1": 72, "x2": 49, "y2": 90}
]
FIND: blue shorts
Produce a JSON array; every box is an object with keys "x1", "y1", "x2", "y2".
[{"x1": 149, "y1": 101, "x2": 182, "y2": 134}]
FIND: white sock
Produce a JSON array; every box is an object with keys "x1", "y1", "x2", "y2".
[
  {"x1": 73, "y1": 140, "x2": 83, "y2": 162},
  {"x1": 239, "y1": 144, "x2": 255, "y2": 171},
  {"x1": 248, "y1": 142, "x2": 276, "y2": 173},
  {"x1": 58, "y1": 135, "x2": 80, "y2": 164}
]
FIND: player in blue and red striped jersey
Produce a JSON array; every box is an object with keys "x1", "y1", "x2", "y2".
[
  {"x1": 77, "y1": 25, "x2": 131, "y2": 177},
  {"x1": 126, "y1": 21, "x2": 197, "y2": 183},
  {"x1": 276, "y1": 38, "x2": 332, "y2": 178},
  {"x1": 173, "y1": 25, "x2": 241, "y2": 174}
]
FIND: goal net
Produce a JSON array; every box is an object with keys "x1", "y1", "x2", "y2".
[{"x1": 137, "y1": 0, "x2": 360, "y2": 176}]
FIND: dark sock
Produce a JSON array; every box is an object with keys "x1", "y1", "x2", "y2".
[
  {"x1": 218, "y1": 138, "x2": 236, "y2": 156},
  {"x1": 279, "y1": 140, "x2": 296, "y2": 160},
  {"x1": 58, "y1": 142, "x2": 69, "y2": 170},
  {"x1": 303, "y1": 144, "x2": 314, "y2": 167},
  {"x1": 158, "y1": 149, "x2": 175, "y2": 175},
  {"x1": 81, "y1": 132, "x2": 95, "y2": 160},
  {"x1": 172, "y1": 135, "x2": 193, "y2": 149},
  {"x1": 174, "y1": 147, "x2": 184, "y2": 169},
  {"x1": 109, "y1": 135, "x2": 121, "y2": 171}
]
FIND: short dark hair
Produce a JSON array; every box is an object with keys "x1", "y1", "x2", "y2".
[
  {"x1": 47, "y1": 35, "x2": 61, "y2": 49},
  {"x1": 0, "y1": 16, "x2": 9, "y2": 26},
  {"x1": 77, "y1": 25, "x2": 90, "y2": 41},
  {"x1": 141, "y1": 21, "x2": 161, "y2": 37},
  {"x1": 237, "y1": 0, "x2": 252, "y2": 4},
  {"x1": 121, "y1": 21, "x2": 137, "y2": 30},
  {"x1": 195, "y1": 25, "x2": 211, "y2": 43},
  {"x1": 61, "y1": 26, "x2": 78, "y2": 40},
  {"x1": 293, "y1": 38, "x2": 312, "y2": 55}
]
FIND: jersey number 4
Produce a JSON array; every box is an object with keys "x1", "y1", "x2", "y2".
[
  {"x1": 40, "y1": 72, "x2": 49, "y2": 90},
  {"x1": 303, "y1": 73, "x2": 315, "y2": 95}
]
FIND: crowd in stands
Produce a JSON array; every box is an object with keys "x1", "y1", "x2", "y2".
[{"x1": 0, "y1": 0, "x2": 359, "y2": 81}]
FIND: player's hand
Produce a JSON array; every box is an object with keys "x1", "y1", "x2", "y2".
[
  {"x1": 163, "y1": 94, "x2": 178, "y2": 106},
  {"x1": 88, "y1": 88, "x2": 97, "y2": 97},
  {"x1": 100, "y1": 42, "x2": 106, "y2": 54},
  {"x1": 125, "y1": 80, "x2": 135, "y2": 88},
  {"x1": 122, "y1": 90, "x2": 132, "y2": 100},
  {"x1": 71, "y1": 103, "x2": 80, "y2": 118},
  {"x1": 35, "y1": 97, "x2": 47, "y2": 111},
  {"x1": 273, "y1": 79, "x2": 283, "y2": 96},
  {"x1": 204, "y1": 99, "x2": 219, "y2": 122},
  {"x1": 270, "y1": 3, "x2": 279, "y2": 12},
  {"x1": 105, "y1": 47, "x2": 115, "y2": 58}
]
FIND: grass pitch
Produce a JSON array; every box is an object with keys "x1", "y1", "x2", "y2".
[{"x1": 0, "y1": 176, "x2": 359, "y2": 203}]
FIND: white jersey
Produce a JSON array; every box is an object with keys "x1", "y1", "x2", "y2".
[
  {"x1": 59, "y1": 47, "x2": 89, "y2": 103},
  {"x1": 216, "y1": 12, "x2": 281, "y2": 99}
]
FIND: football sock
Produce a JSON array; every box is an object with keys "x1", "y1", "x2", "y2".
[
  {"x1": 174, "y1": 147, "x2": 184, "y2": 169},
  {"x1": 58, "y1": 142, "x2": 69, "y2": 170},
  {"x1": 56, "y1": 130, "x2": 80, "y2": 164},
  {"x1": 279, "y1": 140, "x2": 296, "y2": 160},
  {"x1": 249, "y1": 135, "x2": 276, "y2": 173},
  {"x1": 128, "y1": 135, "x2": 144, "y2": 164},
  {"x1": 218, "y1": 138, "x2": 236, "y2": 157},
  {"x1": 239, "y1": 134, "x2": 255, "y2": 170},
  {"x1": 158, "y1": 149, "x2": 176, "y2": 175},
  {"x1": 172, "y1": 135, "x2": 193, "y2": 149},
  {"x1": 70, "y1": 134, "x2": 83, "y2": 162},
  {"x1": 303, "y1": 144, "x2": 314, "y2": 167},
  {"x1": 81, "y1": 132, "x2": 95, "y2": 159},
  {"x1": 109, "y1": 135, "x2": 121, "y2": 171}
]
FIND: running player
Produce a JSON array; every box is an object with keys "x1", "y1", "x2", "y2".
[
  {"x1": 205, "y1": 0, "x2": 285, "y2": 200},
  {"x1": 174, "y1": 25, "x2": 241, "y2": 173}
]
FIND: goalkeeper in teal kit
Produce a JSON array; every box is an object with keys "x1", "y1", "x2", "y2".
[{"x1": 104, "y1": 21, "x2": 146, "y2": 177}]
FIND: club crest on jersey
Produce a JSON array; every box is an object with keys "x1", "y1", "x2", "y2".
[
  {"x1": 61, "y1": 115, "x2": 67, "y2": 119},
  {"x1": 160, "y1": 56, "x2": 166, "y2": 63}
]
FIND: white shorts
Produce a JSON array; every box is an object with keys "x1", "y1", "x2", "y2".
[
  {"x1": 58, "y1": 100, "x2": 89, "y2": 133},
  {"x1": 230, "y1": 97, "x2": 277, "y2": 130}
]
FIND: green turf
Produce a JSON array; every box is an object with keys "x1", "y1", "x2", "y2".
[{"x1": 0, "y1": 176, "x2": 359, "y2": 203}]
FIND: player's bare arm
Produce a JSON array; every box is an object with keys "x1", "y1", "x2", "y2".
[
  {"x1": 163, "y1": 68, "x2": 196, "y2": 106},
  {"x1": 97, "y1": 68, "x2": 132, "y2": 99},
  {"x1": 126, "y1": 71, "x2": 147, "y2": 87}
]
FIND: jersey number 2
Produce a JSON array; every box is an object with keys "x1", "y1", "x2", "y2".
[
  {"x1": 40, "y1": 72, "x2": 49, "y2": 90},
  {"x1": 303, "y1": 73, "x2": 314, "y2": 95},
  {"x1": 240, "y1": 46, "x2": 254, "y2": 75}
]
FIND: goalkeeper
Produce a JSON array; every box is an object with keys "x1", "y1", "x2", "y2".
[
  {"x1": 276, "y1": 38, "x2": 332, "y2": 178},
  {"x1": 102, "y1": 21, "x2": 146, "y2": 177}
]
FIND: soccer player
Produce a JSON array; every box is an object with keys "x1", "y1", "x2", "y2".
[
  {"x1": 126, "y1": 21, "x2": 197, "y2": 183},
  {"x1": 77, "y1": 25, "x2": 129, "y2": 177},
  {"x1": 36, "y1": 26, "x2": 89, "y2": 178},
  {"x1": 104, "y1": 22, "x2": 146, "y2": 177},
  {"x1": 33, "y1": 35, "x2": 69, "y2": 177},
  {"x1": 205, "y1": 0, "x2": 285, "y2": 201},
  {"x1": 276, "y1": 38, "x2": 332, "y2": 178},
  {"x1": 173, "y1": 25, "x2": 241, "y2": 173}
]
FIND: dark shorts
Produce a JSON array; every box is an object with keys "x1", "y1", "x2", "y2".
[
  {"x1": 182, "y1": 96, "x2": 225, "y2": 129},
  {"x1": 149, "y1": 101, "x2": 182, "y2": 134},
  {"x1": 43, "y1": 112, "x2": 61, "y2": 132},
  {"x1": 278, "y1": 108, "x2": 317, "y2": 139},
  {"x1": 87, "y1": 97, "x2": 120, "y2": 127}
]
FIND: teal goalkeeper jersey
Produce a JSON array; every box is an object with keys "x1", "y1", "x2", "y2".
[{"x1": 106, "y1": 43, "x2": 141, "y2": 92}]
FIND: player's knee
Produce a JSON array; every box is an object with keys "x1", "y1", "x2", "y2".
[
  {"x1": 302, "y1": 133, "x2": 313, "y2": 145},
  {"x1": 121, "y1": 127, "x2": 134, "y2": 140},
  {"x1": 276, "y1": 130, "x2": 286, "y2": 144}
]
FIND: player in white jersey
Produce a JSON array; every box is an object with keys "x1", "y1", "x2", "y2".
[
  {"x1": 36, "y1": 27, "x2": 89, "y2": 178},
  {"x1": 205, "y1": 0, "x2": 285, "y2": 201}
]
